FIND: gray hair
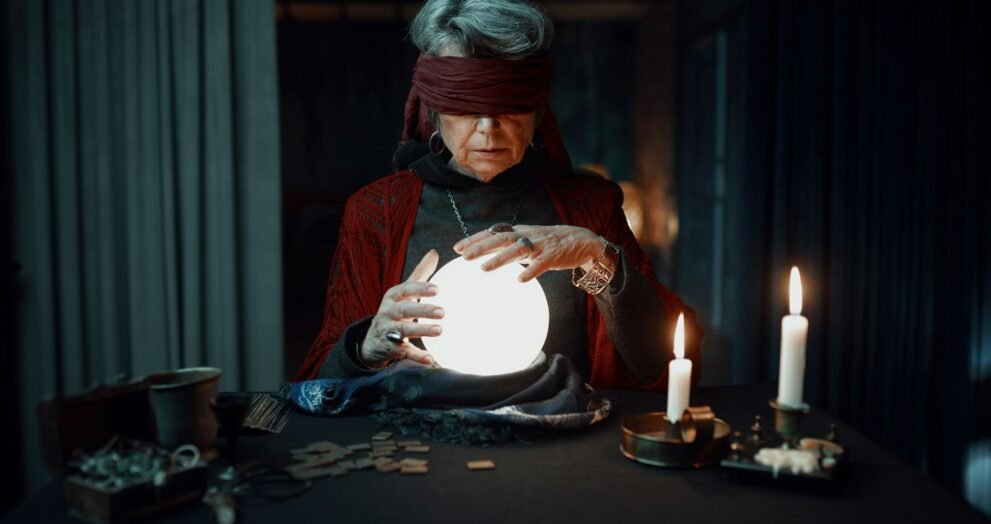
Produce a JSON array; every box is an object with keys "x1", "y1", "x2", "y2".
[{"x1": 409, "y1": 0, "x2": 554, "y2": 59}]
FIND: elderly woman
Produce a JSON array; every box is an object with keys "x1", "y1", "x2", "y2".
[{"x1": 296, "y1": 0, "x2": 702, "y2": 390}]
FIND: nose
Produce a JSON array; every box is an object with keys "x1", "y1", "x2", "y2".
[{"x1": 476, "y1": 116, "x2": 498, "y2": 132}]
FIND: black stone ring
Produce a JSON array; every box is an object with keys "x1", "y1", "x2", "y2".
[
  {"x1": 487, "y1": 223, "x2": 514, "y2": 234},
  {"x1": 385, "y1": 330, "x2": 403, "y2": 345},
  {"x1": 517, "y1": 236, "x2": 535, "y2": 256}
]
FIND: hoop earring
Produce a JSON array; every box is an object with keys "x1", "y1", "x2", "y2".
[
  {"x1": 429, "y1": 131, "x2": 446, "y2": 156},
  {"x1": 529, "y1": 131, "x2": 544, "y2": 151}
]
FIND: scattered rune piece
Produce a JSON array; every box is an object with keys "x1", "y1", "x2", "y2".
[
  {"x1": 401, "y1": 465, "x2": 429, "y2": 475},
  {"x1": 291, "y1": 451, "x2": 322, "y2": 462},
  {"x1": 404, "y1": 445, "x2": 431, "y2": 453},
  {"x1": 371, "y1": 432, "x2": 393, "y2": 441},
  {"x1": 286, "y1": 452, "x2": 345, "y2": 475},
  {"x1": 397, "y1": 440, "x2": 422, "y2": 448},
  {"x1": 354, "y1": 458, "x2": 375, "y2": 470},
  {"x1": 372, "y1": 457, "x2": 395, "y2": 468},
  {"x1": 338, "y1": 460, "x2": 356, "y2": 471},
  {"x1": 467, "y1": 460, "x2": 496, "y2": 471},
  {"x1": 347, "y1": 443, "x2": 372, "y2": 452},
  {"x1": 369, "y1": 450, "x2": 395, "y2": 459},
  {"x1": 399, "y1": 458, "x2": 428, "y2": 468},
  {"x1": 372, "y1": 440, "x2": 398, "y2": 448},
  {"x1": 296, "y1": 441, "x2": 340, "y2": 453},
  {"x1": 376, "y1": 462, "x2": 401, "y2": 474}
]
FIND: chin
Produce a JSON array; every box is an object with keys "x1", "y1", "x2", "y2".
[{"x1": 467, "y1": 161, "x2": 518, "y2": 181}]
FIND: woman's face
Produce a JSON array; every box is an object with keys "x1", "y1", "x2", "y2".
[
  {"x1": 437, "y1": 112, "x2": 537, "y2": 183},
  {"x1": 434, "y1": 44, "x2": 537, "y2": 183}
]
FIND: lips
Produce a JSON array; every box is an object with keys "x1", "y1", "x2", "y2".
[{"x1": 472, "y1": 148, "x2": 507, "y2": 156}]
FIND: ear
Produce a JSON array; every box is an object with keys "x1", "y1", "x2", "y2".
[
  {"x1": 418, "y1": 104, "x2": 436, "y2": 141},
  {"x1": 534, "y1": 106, "x2": 547, "y2": 126},
  {"x1": 530, "y1": 127, "x2": 544, "y2": 150}
]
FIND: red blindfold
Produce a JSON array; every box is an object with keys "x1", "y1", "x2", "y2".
[{"x1": 413, "y1": 53, "x2": 551, "y2": 115}]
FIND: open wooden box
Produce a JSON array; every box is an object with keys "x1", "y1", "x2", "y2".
[{"x1": 38, "y1": 379, "x2": 210, "y2": 523}]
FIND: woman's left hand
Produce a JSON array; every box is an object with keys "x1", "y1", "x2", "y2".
[{"x1": 453, "y1": 224, "x2": 604, "y2": 282}]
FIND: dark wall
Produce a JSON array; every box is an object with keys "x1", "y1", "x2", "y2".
[
  {"x1": 552, "y1": 20, "x2": 637, "y2": 181},
  {"x1": 278, "y1": 18, "x2": 417, "y2": 197},
  {"x1": 674, "y1": 13, "x2": 746, "y2": 386}
]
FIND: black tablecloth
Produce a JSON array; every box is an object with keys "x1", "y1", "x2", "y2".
[{"x1": 5, "y1": 383, "x2": 988, "y2": 524}]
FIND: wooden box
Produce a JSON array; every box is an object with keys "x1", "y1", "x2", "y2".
[{"x1": 66, "y1": 462, "x2": 208, "y2": 524}]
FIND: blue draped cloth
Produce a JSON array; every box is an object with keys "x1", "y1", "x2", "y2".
[{"x1": 289, "y1": 353, "x2": 612, "y2": 445}]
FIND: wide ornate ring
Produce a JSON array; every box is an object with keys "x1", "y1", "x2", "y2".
[
  {"x1": 516, "y1": 236, "x2": 535, "y2": 257},
  {"x1": 385, "y1": 330, "x2": 403, "y2": 345},
  {"x1": 487, "y1": 223, "x2": 514, "y2": 234}
]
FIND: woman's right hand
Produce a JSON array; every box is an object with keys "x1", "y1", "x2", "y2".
[{"x1": 359, "y1": 249, "x2": 443, "y2": 368}]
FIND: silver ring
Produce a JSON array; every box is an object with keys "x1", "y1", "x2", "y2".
[
  {"x1": 516, "y1": 236, "x2": 534, "y2": 257},
  {"x1": 487, "y1": 223, "x2": 514, "y2": 234},
  {"x1": 385, "y1": 330, "x2": 403, "y2": 345}
]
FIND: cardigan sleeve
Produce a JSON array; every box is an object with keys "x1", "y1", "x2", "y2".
[{"x1": 591, "y1": 247, "x2": 670, "y2": 384}]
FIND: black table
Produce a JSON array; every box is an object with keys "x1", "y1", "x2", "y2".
[{"x1": 5, "y1": 383, "x2": 988, "y2": 524}]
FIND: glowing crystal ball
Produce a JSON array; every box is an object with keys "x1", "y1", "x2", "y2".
[{"x1": 423, "y1": 255, "x2": 549, "y2": 376}]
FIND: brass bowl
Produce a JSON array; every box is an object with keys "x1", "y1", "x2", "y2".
[{"x1": 620, "y1": 412, "x2": 731, "y2": 468}]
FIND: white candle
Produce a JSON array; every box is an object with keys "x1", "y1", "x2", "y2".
[
  {"x1": 666, "y1": 313, "x2": 692, "y2": 422},
  {"x1": 777, "y1": 267, "x2": 809, "y2": 407}
]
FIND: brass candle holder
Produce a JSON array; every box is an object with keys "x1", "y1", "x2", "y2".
[
  {"x1": 768, "y1": 399, "x2": 811, "y2": 448},
  {"x1": 620, "y1": 406, "x2": 731, "y2": 468}
]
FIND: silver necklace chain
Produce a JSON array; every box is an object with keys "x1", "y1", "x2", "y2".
[{"x1": 446, "y1": 182, "x2": 530, "y2": 239}]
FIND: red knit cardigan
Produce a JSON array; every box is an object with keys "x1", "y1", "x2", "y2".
[{"x1": 296, "y1": 169, "x2": 703, "y2": 389}]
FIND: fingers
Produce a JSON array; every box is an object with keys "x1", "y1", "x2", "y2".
[
  {"x1": 385, "y1": 281, "x2": 438, "y2": 302},
  {"x1": 470, "y1": 225, "x2": 603, "y2": 277},
  {"x1": 387, "y1": 301, "x2": 445, "y2": 321},
  {"x1": 362, "y1": 316, "x2": 442, "y2": 368},
  {"x1": 408, "y1": 249, "x2": 439, "y2": 282},
  {"x1": 480, "y1": 240, "x2": 533, "y2": 272},
  {"x1": 390, "y1": 321, "x2": 443, "y2": 339},
  {"x1": 517, "y1": 256, "x2": 551, "y2": 282},
  {"x1": 396, "y1": 343, "x2": 435, "y2": 366},
  {"x1": 460, "y1": 232, "x2": 519, "y2": 260},
  {"x1": 453, "y1": 229, "x2": 493, "y2": 255},
  {"x1": 363, "y1": 339, "x2": 436, "y2": 367}
]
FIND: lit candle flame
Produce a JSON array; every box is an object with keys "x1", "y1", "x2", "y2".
[
  {"x1": 789, "y1": 266, "x2": 803, "y2": 315},
  {"x1": 674, "y1": 312, "x2": 685, "y2": 359}
]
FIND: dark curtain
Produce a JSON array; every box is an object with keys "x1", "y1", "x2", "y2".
[
  {"x1": 1, "y1": 0, "x2": 17, "y2": 513},
  {"x1": 741, "y1": 0, "x2": 990, "y2": 512},
  {"x1": 4, "y1": 0, "x2": 284, "y2": 496}
]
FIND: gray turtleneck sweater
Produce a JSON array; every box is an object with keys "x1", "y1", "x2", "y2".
[{"x1": 319, "y1": 150, "x2": 666, "y2": 383}]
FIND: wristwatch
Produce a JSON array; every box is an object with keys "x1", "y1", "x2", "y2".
[{"x1": 572, "y1": 236, "x2": 620, "y2": 295}]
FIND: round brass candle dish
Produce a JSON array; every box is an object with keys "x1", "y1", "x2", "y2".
[{"x1": 620, "y1": 411, "x2": 731, "y2": 468}]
